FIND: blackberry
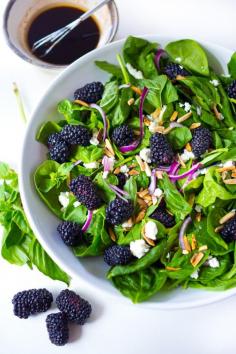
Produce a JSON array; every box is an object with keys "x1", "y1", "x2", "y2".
[
  {"x1": 116, "y1": 173, "x2": 126, "y2": 189},
  {"x1": 70, "y1": 175, "x2": 102, "y2": 210},
  {"x1": 61, "y1": 124, "x2": 92, "y2": 146},
  {"x1": 106, "y1": 198, "x2": 134, "y2": 225},
  {"x1": 74, "y1": 81, "x2": 104, "y2": 103},
  {"x1": 227, "y1": 80, "x2": 236, "y2": 99},
  {"x1": 49, "y1": 141, "x2": 70, "y2": 163},
  {"x1": 47, "y1": 133, "x2": 64, "y2": 148},
  {"x1": 151, "y1": 205, "x2": 175, "y2": 228},
  {"x1": 220, "y1": 216, "x2": 236, "y2": 243},
  {"x1": 164, "y1": 62, "x2": 191, "y2": 80},
  {"x1": 57, "y1": 221, "x2": 83, "y2": 247},
  {"x1": 56, "y1": 289, "x2": 92, "y2": 325},
  {"x1": 191, "y1": 126, "x2": 212, "y2": 158},
  {"x1": 104, "y1": 245, "x2": 133, "y2": 266},
  {"x1": 111, "y1": 125, "x2": 134, "y2": 147},
  {"x1": 150, "y1": 133, "x2": 174, "y2": 166},
  {"x1": 46, "y1": 312, "x2": 69, "y2": 346},
  {"x1": 12, "y1": 288, "x2": 53, "y2": 319}
]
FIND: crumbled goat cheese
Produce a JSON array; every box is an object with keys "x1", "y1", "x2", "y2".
[
  {"x1": 103, "y1": 171, "x2": 109, "y2": 179},
  {"x1": 58, "y1": 192, "x2": 70, "y2": 209},
  {"x1": 149, "y1": 121, "x2": 157, "y2": 133},
  {"x1": 175, "y1": 57, "x2": 182, "y2": 63},
  {"x1": 122, "y1": 219, "x2": 133, "y2": 229},
  {"x1": 84, "y1": 161, "x2": 99, "y2": 169},
  {"x1": 139, "y1": 148, "x2": 151, "y2": 163},
  {"x1": 180, "y1": 149, "x2": 195, "y2": 162},
  {"x1": 179, "y1": 102, "x2": 191, "y2": 112},
  {"x1": 130, "y1": 239, "x2": 150, "y2": 259},
  {"x1": 209, "y1": 79, "x2": 219, "y2": 87},
  {"x1": 126, "y1": 63, "x2": 144, "y2": 80},
  {"x1": 223, "y1": 160, "x2": 235, "y2": 168},
  {"x1": 219, "y1": 114, "x2": 224, "y2": 121},
  {"x1": 73, "y1": 201, "x2": 81, "y2": 208},
  {"x1": 166, "y1": 252, "x2": 171, "y2": 259},
  {"x1": 90, "y1": 136, "x2": 99, "y2": 146},
  {"x1": 190, "y1": 270, "x2": 199, "y2": 279},
  {"x1": 144, "y1": 221, "x2": 158, "y2": 240},
  {"x1": 205, "y1": 256, "x2": 220, "y2": 268},
  {"x1": 195, "y1": 204, "x2": 202, "y2": 213},
  {"x1": 120, "y1": 164, "x2": 129, "y2": 173},
  {"x1": 196, "y1": 106, "x2": 202, "y2": 116},
  {"x1": 158, "y1": 105, "x2": 167, "y2": 122},
  {"x1": 154, "y1": 188, "x2": 163, "y2": 198}
]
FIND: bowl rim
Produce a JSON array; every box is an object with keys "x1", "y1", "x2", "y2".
[
  {"x1": 19, "y1": 34, "x2": 236, "y2": 309},
  {"x1": 3, "y1": 0, "x2": 119, "y2": 70}
]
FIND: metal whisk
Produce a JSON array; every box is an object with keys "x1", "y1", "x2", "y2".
[{"x1": 32, "y1": 0, "x2": 111, "y2": 58}]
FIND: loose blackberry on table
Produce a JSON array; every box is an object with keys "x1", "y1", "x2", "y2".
[
  {"x1": 220, "y1": 216, "x2": 236, "y2": 243},
  {"x1": 61, "y1": 124, "x2": 92, "y2": 146},
  {"x1": 227, "y1": 80, "x2": 236, "y2": 99},
  {"x1": 57, "y1": 221, "x2": 83, "y2": 247},
  {"x1": 56, "y1": 289, "x2": 92, "y2": 325},
  {"x1": 49, "y1": 140, "x2": 70, "y2": 163},
  {"x1": 70, "y1": 175, "x2": 102, "y2": 210},
  {"x1": 104, "y1": 245, "x2": 133, "y2": 266},
  {"x1": 190, "y1": 126, "x2": 212, "y2": 158},
  {"x1": 12, "y1": 288, "x2": 53, "y2": 319},
  {"x1": 106, "y1": 198, "x2": 134, "y2": 225},
  {"x1": 74, "y1": 81, "x2": 104, "y2": 103},
  {"x1": 111, "y1": 125, "x2": 134, "y2": 147},
  {"x1": 150, "y1": 133, "x2": 174, "y2": 166},
  {"x1": 46, "y1": 312, "x2": 69, "y2": 346},
  {"x1": 164, "y1": 62, "x2": 191, "y2": 80}
]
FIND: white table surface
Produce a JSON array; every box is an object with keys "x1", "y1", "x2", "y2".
[{"x1": 1, "y1": 0, "x2": 236, "y2": 353}]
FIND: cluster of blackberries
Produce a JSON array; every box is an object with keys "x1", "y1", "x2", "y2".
[
  {"x1": 74, "y1": 81, "x2": 104, "y2": 103},
  {"x1": 12, "y1": 288, "x2": 92, "y2": 346},
  {"x1": 47, "y1": 124, "x2": 92, "y2": 163}
]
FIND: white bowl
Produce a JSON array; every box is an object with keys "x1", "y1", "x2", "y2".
[{"x1": 20, "y1": 35, "x2": 236, "y2": 309}]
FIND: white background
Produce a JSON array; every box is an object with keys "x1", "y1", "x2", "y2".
[{"x1": 1, "y1": 0, "x2": 236, "y2": 353}]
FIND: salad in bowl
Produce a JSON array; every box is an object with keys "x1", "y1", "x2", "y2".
[{"x1": 33, "y1": 36, "x2": 236, "y2": 303}]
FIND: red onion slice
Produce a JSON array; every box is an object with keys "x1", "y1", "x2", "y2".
[
  {"x1": 82, "y1": 210, "x2": 93, "y2": 232},
  {"x1": 73, "y1": 160, "x2": 82, "y2": 166},
  {"x1": 148, "y1": 169, "x2": 157, "y2": 195},
  {"x1": 154, "y1": 49, "x2": 166, "y2": 71},
  {"x1": 119, "y1": 139, "x2": 140, "y2": 153},
  {"x1": 90, "y1": 104, "x2": 107, "y2": 141},
  {"x1": 139, "y1": 87, "x2": 149, "y2": 139},
  {"x1": 108, "y1": 184, "x2": 129, "y2": 202},
  {"x1": 169, "y1": 163, "x2": 201, "y2": 181},
  {"x1": 169, "y1": 161, "x2": 180, "y2": 175},
  {"x1": 179, "y1": 216, "x2": 192, "y2": 250}
]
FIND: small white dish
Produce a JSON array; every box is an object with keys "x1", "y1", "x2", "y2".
[{"x1": 20, "y1": 35, "x2": 236, "y2": 309}]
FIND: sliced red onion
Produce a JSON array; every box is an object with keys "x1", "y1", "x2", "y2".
[
  {"x1": 108, "y1": 184, "x2": 129, "y2": 202},
  {"x1": 119, "y1": 84, "x2": 131, "y2": 89},
  {"x1": 148, "y1": 169, "x2": 157, "y2": 195},
  {"x1": 154, "y1": 49, "x2": 166, "y2": 71},
  {"x1": 82, "y1": 210, "x2": 93, "y2": 232},
  {"x1": 179, "y1": 216, "x2": 192, "y2": 250},
  {"x1": 119, "y1": 139, "x2": 140, "y2": 153},
  {"x1": 90, "y1": 104, "x2": 107, "y2": 141},
  {"x1": 169, "y1": 161, "x2": 180, "y2": 175},
  {"x1": 169, "y1": 163, "x2": 202, "y2": 181},
  {"x1": 109, "y1": 184, "x2": 129, "y2": 196},
  {"x1": 73, "y1": 159, "x2": 82, "y2": 166},
  {"x1": 157, "y1": 165, "x2": 171, "y2": 172},
  {"x1": 102, "y1": 156, "x2": 114, "y2": 177},
  {"x1": 169, "y1": 122, "x2": 184, "y2": 129}
]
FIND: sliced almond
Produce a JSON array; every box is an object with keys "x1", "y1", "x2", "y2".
[
  {"x1": 128, "y1": 169, "x2": 139, "y2": 176},
  {"x1": 219, "y1": 210, "x2": 236, "y2": 224},
  {"x1": 177, "y1": 153, "x2": 186, "y2": 168},
  {"x1": 182, "y1": 249, "x2": 189, "y2": 255},
  {"x1": 144, "y1": 195, "x2": 152, "y2": 202},
  {"x1": 97, "y1": 129, "x2": 104, "y2": 142},
  {"x1": 104, "y1": 148, "x2": 114, "y2": 158},
  {"x1": 152, "y1": 195, "x2": 158, "y2": 205},
  {"x1": 143, "y1": 235, "x2": 156, "y2": 247},
  {"x1": 176, "y1": 75, "x2": 186, "y2": 80},
  {"x1": 183, "y1": 235, "x2": 192, "y2": 252},
  {"x1": 113, "y1": 167, "x2": 121, "y2": 174},
  {"x1": 135, "y1": 155, "x2": 145, "y2": 171},
  {"x1": 137, "y1": 197, "x2": 148, "y2": 209},
  {"x1": 215, "y1": 225, "x2": 223, "y2": 233},
  {"x1": 166, "y1": 266, "x2": 181, "y2": 271},
  {"x1": 232, "y1": 172, "x2": 236, "y2": 178},
  {"x1": 170, "y1": 111, "x2": 178, "y2": 122},
  {"x1": 129, "y1": 163, "x2": 138, "y2": 169},
  {"x1": 223, "y1": 179, "x2": 236, "y2": 185},
  {"x1": 163, "y1": 126, "x2": 173, "y2": 134},
  {"x1": 105, "y1": 139, "x2": 115, "y2": 156},
  {"x1": 153, "y1": 126, "x2": 165, "y2": 134},
  {"x1": 190, "y1": 122, "x2": 201, "y2": 130},
  {"x1": 151, "y1": 107, "x2": 161, "y2": 120},
  {"x1": 144, "y1": 162, "x2": 151, "y2": 177},
  {"x1": 191, "y1": 234, "x2": 197, "y2": 250},
  {"x1": 131, "y1": 85, "x2": 142, "y2": 96},
  {"x1": 177, "y1": 111, "x2": 192, "y2": 123},
  {"x1": 144, "y1": 116, "x2": 151, "y2": 126},
  {"x1": 128, "y1": 98, "x2": 135, "y2": 106},
  {"x1": 185, "y1": 142, "x2": 192, "y2": 152},
  {"x1": 137, "y1": 189, "x2": 149, "y2": 198},
  {"x1": 156, "y1": 170, "x2": 164, "y2": 179},
  {"x1": 191, "y1": 252, "x2": 204, "y2": 267},
  {"x1": 212, "y1": 104, "x2": 221, "y2": 120},
  {"x1": 108, "y1": 227, "x2": 116, "y2": 242},
  {"x1": 199, "y1": 245, "x2": 208, "y2": 251},
  {"x1": 74, "y1": 99, "x2": 89, "y2": 107},
  {"x1": 135, "y1": 209, "x2": 146, "y2": 223},
  {"x1": 217, "y1": 166, "x2": 235, "y2": 172}
]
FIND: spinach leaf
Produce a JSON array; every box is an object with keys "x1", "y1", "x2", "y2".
[
  {"x1": 140, "y1": 76, "x2": 167, "y2": 108},
  {"x1": 167, "y1": 126, "x2": 192, "y2": 150},
  {"x1": 100, "y1": 80, "x2": 119, "y2": 113},
  {"x1": 228, "y1": 52, "x2": 236, "y2": 79},
  {"x1": 124, "y1": 176, "x2": 137, "y2": 203},
  {"x1": 95, "y1": 60, "x2": 122, "y2": 78},
  {"x1": 112, "y1": 267, "x2": 167, "y2": 303},
  {"x1": 93, "y1": 172, "x2": 117, "y2": 203},
  {"x1": 36, "y1": 121, "x2": 62, "y2": 145},
  {"x1": 72, "y1": 145, "x2": 103, "y2": 163},
  {"x1": 108, "y1": 87, "x2": 133, "y2": 127},
  {"x1": 165, "y1": 39, "x2": 209, "y2": 76}
]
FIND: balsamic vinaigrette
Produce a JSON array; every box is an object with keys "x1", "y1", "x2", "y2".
[{"x1": 27, "y1": 6, "x2": 100, "y2": 65}]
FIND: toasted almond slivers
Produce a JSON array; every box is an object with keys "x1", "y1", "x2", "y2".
[
  {"x1": 156, "y1": 170, "x2": 164, "y2": 179},
  {"x1": 217, "y1": 166, "x2": 235, "y2": 173},
  {"x1": 135, "y1": 155, "x2": 145, "y2": 171},
  {"x1": 151, "y1": 107, "x2": 161, "y2": 120},
  {"x1": 191, "y1": 234, "x2": 197, "y2": 250},
  {"x1": 199, "y1": 245, "x2": 208, "y2": 251},
  {"x1": 212, "y1": 104, "x2": 221, "y2": 120},
  {"x1": 144, "y1": 194, "x2": 152, "y2": 202},
  {"x1": 191, "y1": 252, "x2": 204, "y2": 267},
  {"x1": 113, "y1": 167, "x2": 121, "y2": 174},
  {"x1": 166, "y1": 266, "x2": 181, "y2": 271},
  {"x1": 185, "y1": 142, "x2": 192, "y2": 152},
  {"x1": 232, "y1": 172, "x2": 236, "y2": 178},
  {"x1": 137, "y1": 197, "x2": 148, "y2": 209},
  {"x1": 137, "y1": 189, "x2": 149, "y2": 198},
  {"x1": 215, "y1": 225, "x2": 223, "y2": 233},
  {"x1": 152, "y1": 195, "x2": 158, "y2": 205},
  {"x1": 176, "y1": 75, "x2": 186, "y2": 81},
  {"x1": 128, "y1": 98, "x2": 135, "y2": 106},
  {"x1": 135, "y1": 209, "x2": 146, "y2": 223},
  {"x1": 183, "y1": 235, "x2": 191, "y2": 252},
  {"x1": 170, "y1": 111, "x2": 178, "y2": 122},
  {"x1": 177, "y1": 111, "x2": 192, "y2": 123},
  {"x1": 104, "y1": 148, "x2": 114, "y2": 158},
  {"x1": 224, "y1": 179, "x2": 236, "y2": 185},
  {"x1": 177, "y1": 153, "x2": 186, "y2": 168},
  {"x1": 128, "y1": 169, "x2": 139, "y2": 176},
  {"x1": 74, "y1": 99, "x2": 89, "y2": 107},
  {"x1": 105, "y1": 139, "x2": 115, "y2": 156},
  {"x1": 148, "y1": 200, "x2": 153, "y2": 206},
  {"x1": 163, "y1": 127, "x2": 173, "y2": 134},
  {"x1": 196, "y1": 212, "x2": 201, "y2": 222},
  {"x1": 131, "y1": 85, "x2": 142, "y2": 96},
  {"x1": 190, "y1": 122, "x2": 201, "y2": 130},
  {"x1": 144, "y1": 117, "x2": 151, "y2": 126},
  {"x1": 219, "y1": 210, "x2": 236, "y2": 224},
  {"x1": 108, "y1": 227, "x2": 116, "y2": 242},
  {"x1": 143, "y1": 235, "x2": 156, "y2": 247},
  {"x1": 153, "y1": 126, "x2": 165, "y2": 133},
  {"x1": 182, "y1": 250, "x2": 189, "y2": 255},
  {"x1": 144, "y1": 162, "x2": 151, "y2": 177},
  {"x1": 97, "y1": 129, "x2": 104, "y2": 142}
]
